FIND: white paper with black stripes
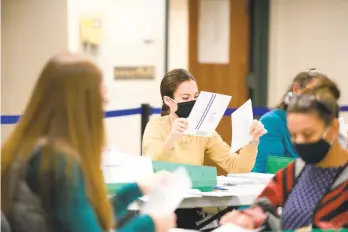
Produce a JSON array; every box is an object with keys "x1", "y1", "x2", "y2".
[{"x1": 185, "y1": 91, "x2": 231, "y2": 137}]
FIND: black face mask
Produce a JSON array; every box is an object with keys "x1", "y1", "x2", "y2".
[
  {"x1": 293, "y1": 139, "x2": 331, "y2": 164},
  {"x1": 175, "y1": 100, "x2": 196, "y2": 118}
]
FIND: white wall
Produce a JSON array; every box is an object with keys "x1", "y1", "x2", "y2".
[
  {"x1": 2, "y1": 0, "x2": 347, "y2": 154},
  {"x1": 1, "y1": 0, "x2": 187, "y2": 155},
  {"x1": 1, "y1": 0, "x2": 69, "y2": 139},
  {"x1": 67, "y1": 0, "x2": 169, "y2": 155},
  {"x1": 268, "y1": 0, "x2": 348, "y2": 121},
  {"x1": 168, "y1": 0, "x2": 189, "y2": 70}
]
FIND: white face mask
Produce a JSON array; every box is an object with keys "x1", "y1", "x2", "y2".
[{"x1": 338, "y1": 117, "x2": 348, "y2": 148}]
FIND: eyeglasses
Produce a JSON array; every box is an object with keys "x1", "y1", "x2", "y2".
[{"x1": 284, "y1": 92, "x2": 336, "y2": 117}]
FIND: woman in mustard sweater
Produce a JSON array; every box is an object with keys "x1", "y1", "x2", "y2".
[
  {"x1": 1, "y1": 53, "x2": 175, "y2": 232},
  {"x1": 142, "y1": 69, "x2": 266, "y2": 173},
  {"x1": 142, "y1": 69, "x2": 266, "y2": 229}
]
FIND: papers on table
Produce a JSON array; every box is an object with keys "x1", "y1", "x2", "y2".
[
  {"x1": 102, "y1": 148, "x2": 154, "y2": 183},
  {"x1": 230, "y1": 99, "x2": 254, "y2": 153},
  {"x1": 186, "y1": 91, "x2": 231, "y2": 137},
  {"x1": 227, "y1": 173, "x2": 274, "y2": 184},
  {"x1": 217, "y1": 176, "x2": 260, "y2": 186},
  {"x1": 140, "y1": 167, "x2": 192, "y2": 216}
]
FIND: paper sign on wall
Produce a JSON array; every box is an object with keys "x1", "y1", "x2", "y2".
[
  {"x1": 80, "y1": 14, "x2": 103, "y2": 45},
  {"x1": 198, "y1": 0, "x2": 230, "y2": 64}
]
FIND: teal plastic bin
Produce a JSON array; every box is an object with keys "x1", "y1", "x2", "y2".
[
  {"x1": 266, "y1": 156, "x2": 295, "y2": 174},
  {"x1": 152, "y1": 161, "x2": 217, "y2": 192},
  {"x1": 106, "y1": 161, "x2": 218, "y2": 194}
]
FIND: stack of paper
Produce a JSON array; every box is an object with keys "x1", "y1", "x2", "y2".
[
  {"x1": 227, "y1": 173, "x2": 274, "y2": 184},
  {"x1": 217, "y1": 176, "x2": 260, "y2": 186}
]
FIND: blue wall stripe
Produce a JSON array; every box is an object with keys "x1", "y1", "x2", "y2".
[
  {"x1": 1, "y1": 105, "x2": 348, "y2": 125},
  {"x1": 104, "y1": 108, "x2": 142, "y2": 118}
]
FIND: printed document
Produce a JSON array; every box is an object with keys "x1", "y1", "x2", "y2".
[
  {"x1": 140, "y1": 167, "x2": 192, "y2": 216},
  {"x1": 230, "y1": 99, "x2": 254, "y2": 153},
  {"x1": 186, "y1": 91, "x2": 231, "y2": 137}
]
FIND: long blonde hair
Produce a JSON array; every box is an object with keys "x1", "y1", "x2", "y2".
[{"x1": 1, "y1": 53, "x2": 114, "y2": 229}]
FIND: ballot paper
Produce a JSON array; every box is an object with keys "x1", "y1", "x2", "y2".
[
  {"x1": 338, "y1": 117, "x2": 348, "y2": 148},
  {"x1": 140, "y1": 167, "x2": 192, "y2": 216},
  {"x1": 230, "y1": 99, "x2": 254, "y2": 153},
  {"x1": 186, "y1": 91, "x2": 231, "y2": 137},
  {"x1": 213, "y1": 223, "x2": 263, "y2": 232}
]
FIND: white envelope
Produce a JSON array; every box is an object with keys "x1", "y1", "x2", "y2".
[
  {"x1": 230, "y1": 99, "x2": 254, "y2": 153},
  {"x1": 186, "y1": 91, "x2": 231, "y2": 137}
]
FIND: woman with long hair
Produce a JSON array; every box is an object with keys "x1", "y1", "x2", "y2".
[{"x1": 1, "y1": 53, "x2": 175, "y2": 232}]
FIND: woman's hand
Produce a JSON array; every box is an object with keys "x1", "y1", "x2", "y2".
[
  {"x1": 220, "y1": 210, "x2": 256, "y2": 229},
  {"x1": 170, "y1": 118, "x2": 188, "y2": 139},
  {"x1": 220, "y1": 208, "x2": 267, "y2": 229},
  {"x1": 250, "y1": 120, "x2": 267, "y2": 143},
  {"x1": 151, "y1": 213, "x2": 177, "y2": 232},
  {"x1": 137, "y1": 171, "x2": 171, "y2": 195}
]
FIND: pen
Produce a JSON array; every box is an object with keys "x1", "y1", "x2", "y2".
[{"x1": 214, "y1": 186, "x2": 228, "y2": 191}]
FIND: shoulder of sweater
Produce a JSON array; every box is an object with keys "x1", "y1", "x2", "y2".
[
  {"x1": 260, "y1": 109, "x2": 285, "y2": 125},
  {"x1": 147, "y1": 115, "x2": 170, "y2": 127},
  {"x1": 260, "y1": 109, "x2": 282, "y2": 120},
  {"x1": 259, "y1": 109, "x2": 286, "y2": 135}
]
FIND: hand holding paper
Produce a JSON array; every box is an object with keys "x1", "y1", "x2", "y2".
[
  {"x1": 140, "y1": 167, "x2": 192, "y2": 217},
  {"x1": 230, "y1": 99, "x2": 266, "y2": 153},
  {"x1": 137, "y1": 171, "x2": 171, "y2": 195}
]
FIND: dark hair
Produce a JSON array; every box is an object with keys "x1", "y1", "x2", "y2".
[
  {"x1": 160, "y1": 69, "x2": 196, "y2": 116},
  {"x1": 277, "y1": 69, "x2": 329, "y2": 109},
  {"x1": 286, "y1": 80, "x2": 340, "y2": 126}
]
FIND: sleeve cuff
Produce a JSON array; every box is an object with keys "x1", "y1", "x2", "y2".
[{"x1": 118, "y1": 182, "x2": 143, "y2": 199}]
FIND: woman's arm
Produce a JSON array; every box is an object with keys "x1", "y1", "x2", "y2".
[
  {"x1": 220, "y1": 167, "x2": 290, "y2": 231},
  {"x1": 110, "y1": 183, "x2": 143, "y2": 220},
  {"x1": 205, "y1": 131, "x2": 258, "y2": 173},
  {"x1": 54, "y1": 164, "x2": 155, "y2": 232},
  {"x1": 252, "y1": 113, "x2": 285, "y2": 173},
  {"x1": 142, "y1": 118, "x2": 175, "y2": 161}
]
